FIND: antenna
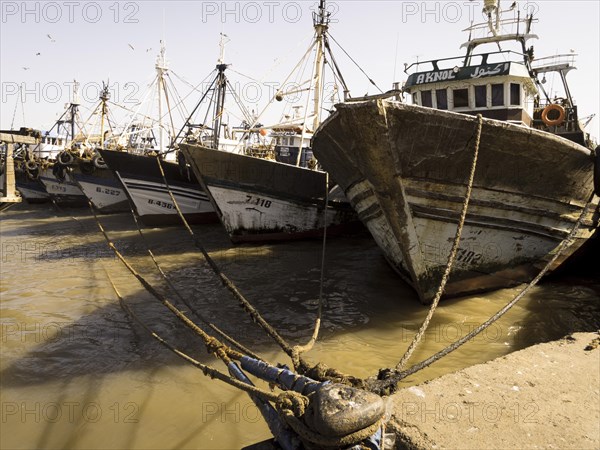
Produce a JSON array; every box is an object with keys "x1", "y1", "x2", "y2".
[{"x1": 218, "y1": 32, "x2": 230, "y2": 65}]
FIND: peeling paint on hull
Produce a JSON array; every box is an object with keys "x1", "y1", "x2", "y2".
[
  {"x1": 313, "y1": 100, "x2": 599, "y2": 303},
  {"x1": 179, "y1": 143, "x2": 359, "y2": 243}
]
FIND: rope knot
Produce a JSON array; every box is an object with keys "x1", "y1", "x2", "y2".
[
  {"x1": 276, "y1": 391, "x2": 309, "y2": 418},
  {"x1": 205, "y1": 337, "x2": 223, "y2": 355}
]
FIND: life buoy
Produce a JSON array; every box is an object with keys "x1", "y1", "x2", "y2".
[
  {"x1": 541, "y1": 104, "x2": 566, "y2": 127},
  {"x1": 58, "y1": 151, "x2": 74, "y2": 165},
  {"x1": 92, "y1": 154, "x2": 108, "y2": 169}
]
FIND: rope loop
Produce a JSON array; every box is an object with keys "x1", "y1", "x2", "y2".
[{"x1": 276, "y1": 391, "x2": 309, "y2": 418}]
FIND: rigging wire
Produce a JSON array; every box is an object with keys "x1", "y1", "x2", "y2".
[{"x1": 327, "y1": 33, "x2": 383, "y2": 93}]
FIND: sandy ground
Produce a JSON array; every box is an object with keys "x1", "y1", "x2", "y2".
[{"x1": 388, "y1": 332, "x2": 600, "y2": 449}]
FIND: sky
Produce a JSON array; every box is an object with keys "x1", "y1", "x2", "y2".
[{"x1": 1, "y1": 0, "x2": 599, "y2": 140}]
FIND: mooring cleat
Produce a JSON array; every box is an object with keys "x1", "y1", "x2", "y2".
[{"x1": 303, "y1": 383, "x2": 385, "y2": 437}]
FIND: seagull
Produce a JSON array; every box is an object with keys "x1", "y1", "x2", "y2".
[
  {"x1": 46, "y1": 33, "x2": 56, "y2": 42},
  {"x1": 22, "y1": 67, "x2": 30, "y2": 70},
  {"x1": 146, "y1": 48, "x2": 152, "y2": 52},
  {"x1": 36, "y1": 52, "x2": 41, "y2": 56},
  {"x1": 509, "y1": 1, "x2": 517, "y2": 9},
  {"x1": 128, "y1": 43, "x2": 135, "y2": 51}
]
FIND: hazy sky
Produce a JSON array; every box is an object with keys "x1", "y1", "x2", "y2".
[{"x1": 1, "y1": 0, "x2": 599, "y2": 139}]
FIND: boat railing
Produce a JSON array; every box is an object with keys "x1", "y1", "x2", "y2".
[
  {"x1": 404, "y1": 50, "x2": 526, "y2": 74},
  {"x1": 531, "y1": 54, "x2": 577, "y2": 74},
  {"x1": 462, "y1": 15, "x2": 538, "y2": 38}
]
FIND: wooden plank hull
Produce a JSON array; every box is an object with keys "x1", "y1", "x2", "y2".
[
  {"x1": 312, "y1": 100, "x2": 598, "y2": 303},
  {"x1": 178, "y1": 143, "x2": 359, "y2": 243},
  {"x1": 98, "y1": 149, "x2": 217, "y2": 226}
]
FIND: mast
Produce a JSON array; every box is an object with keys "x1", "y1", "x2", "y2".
[
  {"x1": 99, "y1": 82, "x2": 110, "y2": 149},
  {"x1": 69, "y1": 80, "x2": 80, "y2": 149},
  {"x1": 312, "y1": 0, "x2": 329, "y2": 132},
  {"x1": 213, "y1": 33, "x2": 229, "y2": 149},
  {"x1": 155, "y1": 42, "x2": 168, "y2": 152},
  {"x1": 296, "y1": 0, "x2": 330, "y2": 166}
]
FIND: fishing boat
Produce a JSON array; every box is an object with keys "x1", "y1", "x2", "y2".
[
  {"x1": 312, "y1": 1, "x2": 599, "y2": 303},
  {"x1": 37, "y1": 83, "x2": 89, "y2": 207},
  {"x1": 67, "y1": 83, "x2": 129, "y2": 213},
  {"x1": 179, "y1": 0, "x2": 363, "y2": 243},
  {"x1": 98, "y1": 43, "x2": 221, "y2": 225}
]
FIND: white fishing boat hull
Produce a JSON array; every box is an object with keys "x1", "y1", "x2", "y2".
[
  {"x1": 71, "y1": 165, "x2": 129, "y2": 213},
  {"x1": 312, "y1": 100, "x2": 599, "y2": 303},
  {"x1": 39, "y1": 166, "x2": 88, "y2": 206},
  {"x1": 98, "y1": 149, "x2": 217, "y2": 226},
  {"x1": 179, "y1": 143, "x2": 359, "y2": 243}
]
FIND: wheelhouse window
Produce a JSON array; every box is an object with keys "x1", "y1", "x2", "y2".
[
  {"x1": 421, "y1": 90, "x2": 433, "y2": 108},
  {"x1": 491, "y1": 83, "x2": 504, "y2": 107},
  {"x1": 475, "y1": 85, "x2": 487, "y2": 108},
  {"x1": 436, "y1": 89, "x2": 448, "y2": 110},
  {"x1": 510, "y1": 83, "x2": 521, "y2": 106},
  {"x1": 453, "y1": 88, "x2": 469, "y2": 108}
]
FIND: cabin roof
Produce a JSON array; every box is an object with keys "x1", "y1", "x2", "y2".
[{"x1": 404, "y1": 61, "x2": 534, "y2": 90}]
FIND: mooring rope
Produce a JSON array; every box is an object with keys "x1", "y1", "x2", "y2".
[
  {"x1": 103, "y1": 267, "x2": 281, "y2": 403},
  {"x1": 396, "y1": 114, "x2": 483, "y2": 370},
  {"x1": 58, "y1": 201, "x2": 288, "y2": 409},
  {"x1": 154, "y1": 155, "x2": 310, "y2": 371},
  {"x1": 281, "y1": 409, "x2": 381, "y2": 448},
  {"x1": 87, "y1": 199, "x2": 250, "y2": 366},
  {"x1": 124, "y1": 195, "x2": 263, "y2": 360},
  {"x1": 291, "y1": 171, "x2": 330, "y2": 364},
  {"x1": 368, "y1": 191, "x2": 596, "y2": 395}
]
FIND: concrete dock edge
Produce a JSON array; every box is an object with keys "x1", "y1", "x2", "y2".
[{"x1": 388, "y1": 332, "x2": 600, "y2": 449}]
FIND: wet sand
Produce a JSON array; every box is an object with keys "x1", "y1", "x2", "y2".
[{"x1": 389, "y1": 332, "x2": 600, "y2": 449}]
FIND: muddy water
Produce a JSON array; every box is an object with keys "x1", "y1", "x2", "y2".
[{"x1": 1, "y1": 204, "x2": 598, "y2": 449}]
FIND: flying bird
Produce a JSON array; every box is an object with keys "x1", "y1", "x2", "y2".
[
  {"x1": 46, "y1": 33, "x2": 56, "y2": 42},
  {"x1": 36, "y1": 52, "x2": 41, "y2": 56},
  {"x1": 146, "y1": 48, "x2": 152, "y2": 52},
  {"x1": 128, "y1": 43, "x2": 135, "y2": 51},
  {"x1": 509, "y1": 1, "x2": 517, "y2": 9},
  {"x1": 22, "y1": 67, "x2": 30, "y2": 70}
]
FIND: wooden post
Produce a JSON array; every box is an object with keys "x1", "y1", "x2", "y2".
[
  {"x1": 0, "y1": 132, "x2": 39, "y2": 205},
  {"x1": 1, "y1": 143, "x2": 22, "y2": 204}
]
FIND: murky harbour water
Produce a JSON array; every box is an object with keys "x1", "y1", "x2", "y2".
[{"x1": 1, "y1": 204, "x2": 598, "y2": 449}]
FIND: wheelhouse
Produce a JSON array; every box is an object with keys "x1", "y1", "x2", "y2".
[
  {"x1": 401, "y1": 1, "x2": 591, "y2": 146},
  {"x1": 405, "y1": 51, "x2": 538, "y2": 127}
]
